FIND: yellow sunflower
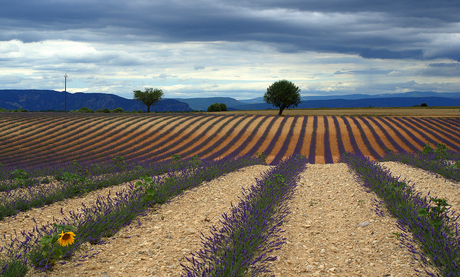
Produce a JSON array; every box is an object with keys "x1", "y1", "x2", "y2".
[{"x1": 57, "y1": 231, "x2": 76, "y2": 247}]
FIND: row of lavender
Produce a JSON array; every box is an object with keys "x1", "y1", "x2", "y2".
[
  {"x1": 381, "y1": 143, "x2": 460, "y2": 182},
  {"x1": 0, "y1": 113, "x2": 263, "y2": 169},
  {"x1": 342, "y1": 152, "x2": 460, "y2": 277},
  {"x1": 182, "y1": 155, "x2": 308, "y2": 276},
  {"x1": 0, "y1": 157, "x2": 208, "y2": 220},
  {"x1": 2, "y1": 114, "x2": 460, "y2": 167},
  {"x1": 2, "y1": 113, "x2": 253, "y2": 168},
  {"x1": 0, "y1": 113, "x2": 210, "y2": 167},
  {"x1": 0, "y1": 155, "x2": 263, "y2": 276}
]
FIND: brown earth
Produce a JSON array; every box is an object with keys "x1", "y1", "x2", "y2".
[
  {"x1": 299, "y1": 116, "x2": 314, "y2": 159},
  {"x1": 326, "y1": 117, "x2": 341, "y2": 163}
]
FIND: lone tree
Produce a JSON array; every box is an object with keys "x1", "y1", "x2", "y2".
[
  {"x1": 263, "y1": 80, "x2": 301, "y2": 115},
  {"x1": 133, "y1": 88, "x2": 164, "y2": 113}
]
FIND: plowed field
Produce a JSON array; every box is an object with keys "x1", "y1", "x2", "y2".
[{"x1": 1, "y1": 113, "x2": 460, "y2": 166}]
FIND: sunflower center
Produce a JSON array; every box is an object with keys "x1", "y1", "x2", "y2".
[{"x1": 62, "y1": 233, "x2": 71, "y2": 240}]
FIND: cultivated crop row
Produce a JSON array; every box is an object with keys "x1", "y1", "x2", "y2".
[
  {"x1": 382, "y1": 143, "x2": 460, "y2": 182},
  {"x1": 2, "y1": 114, "x2": 460, "y2": 169},
  {"x1": 0, "y1": 155, "x2": 263, "y2": 276},
  {"x1": 182, "y1": 155, "x2": 307, "y2": 276},
  {"x1": 342, "y1": 151, "x2": 460, "y2": 276}
]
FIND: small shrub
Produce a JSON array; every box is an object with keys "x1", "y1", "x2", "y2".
[
  {"x1": 77, "y1": 107, "x2": 94, "y2": 113},
  {"x1": 207, "y1": 103, "x2": 227, "y2": 112},
  {"x1": 11, "y1": 169, "x2": 28, "y2": 180}
]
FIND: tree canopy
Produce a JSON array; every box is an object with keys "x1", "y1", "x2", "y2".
[
  {"x1": 133, "y1": 88, "x2": 164, "y2": 113},
  {"x1": 263, "y1": 80, "x2": 301, "y2": 115},
  {"x1": 207, "y1": 103, "x2": 228, "y2": 112}
]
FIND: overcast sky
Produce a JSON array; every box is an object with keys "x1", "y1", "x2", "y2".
[{"x1": 0, "y1": 0, "x2": 459, "y2": 100}]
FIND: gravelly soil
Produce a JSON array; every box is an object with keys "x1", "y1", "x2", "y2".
[{"x1": 8, "y1": 162, "x2": 454, "y2": 276}]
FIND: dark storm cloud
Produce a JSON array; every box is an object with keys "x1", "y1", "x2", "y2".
[
  {"x1": 417, "y1": 62, "x2": 460, "y2": 77},
  {"x1": 243, "y1": 0, "x2": 459, "y2": 22},
  {"x1": 0, "y1": 0, "x2": 459, "y2": 60},
  {"x1": 334, "y1": 69, "x2": 394, "y2": 75}
]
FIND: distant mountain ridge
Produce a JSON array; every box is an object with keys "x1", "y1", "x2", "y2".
[
  {"x1": 172, "y1": 97, "x2": 243, "y2": 111},
  {"x1": 237, "y1": 91, "x2": 460, "y2": 104},
  {"x1": 0, "y1": 90, "x2": 193, "y2": 112},
  {"x1": 173, "y1": 91, "x2": 460, "y2": 110},
  {"x1": 231, "y1": 97, "x2": 460, "y2": 110},
  {"x1": 1, "y1": 89, "x2": 459, "y2": 112}
]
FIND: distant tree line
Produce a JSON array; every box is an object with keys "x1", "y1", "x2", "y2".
[
  {"x1": 0, "y1": 108, "x2": 29, "y2": 112},
  {"x1": 0, "y1": 107, "x2": 200, "y2": 113},
  {"x1": 70, "y1": 107, "x2": 142, "y2": 113}
]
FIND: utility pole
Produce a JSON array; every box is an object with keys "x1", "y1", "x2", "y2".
[{"x1": 64, "y1": 73, "x2": 68, "y2": 113}]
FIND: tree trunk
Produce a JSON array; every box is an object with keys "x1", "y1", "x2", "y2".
[
  {"x1": 278, "y1": 106, "x2": 285, "y2": 115},
  {"x1": 147, "y1": 105, "x2": 151, "y2": 113}
]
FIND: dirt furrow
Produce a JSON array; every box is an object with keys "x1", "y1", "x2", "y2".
[
  {"x1": 298, "y1": 116, "x2": 314, "y2": 158},
  {"x1": 326, "y1": 116, "x2": 341, "y2": 163},
  {"x1": 314, "y1": 116, "x2": 326, "y2": 164},
  {"x1": 269, "y1": 163, "x2": 423, "y2": 276}
]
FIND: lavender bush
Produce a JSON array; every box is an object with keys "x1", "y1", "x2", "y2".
[
  {"x1": 182, "y1": 155, "x2": 308, "y2": 276},
  {"x1": 272, "y1": 116, "x2": 299, "y2": 165},
  {"x1": 307, "y1": 116, "x2": 318, "y2": 163},
  {"x1": 342, "y1": 152, "x2": 460, "y2": 276},
  {"x1": 381, "y1": 143, "x2": 460, "y2": 182},
  {"x1": 331, "y1": 116, "x2": 346, "y2": 155},
  {"x1": 0, "y1": 155, "x2": 263, "y2": 276},
  {"x1": 0, "y1": 157, "x2": 215, "y2": 219},
  {"x1": 323, "y1": 116, "x2": 333, "y2": 164},
  {"x1": 292, "y1": 116, "x2": 308, "y2": 156}
]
